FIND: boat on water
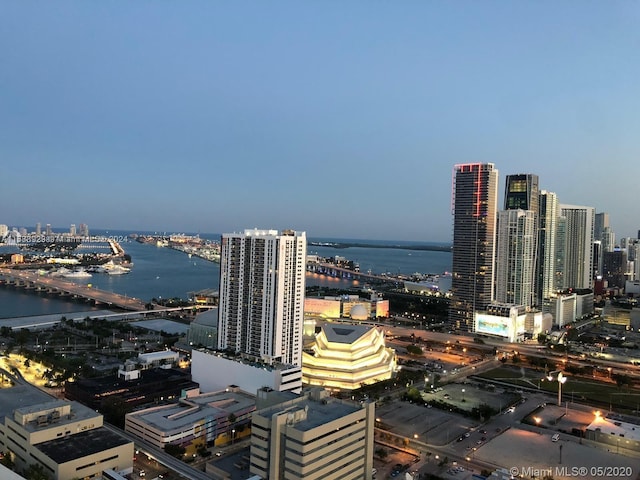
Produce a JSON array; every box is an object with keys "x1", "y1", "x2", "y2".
[
  {"x1": 106, "y1": 265, "x2": 130, "y2": 275},
  {"x1": 62, "y1": 269, "x2": 93, "y2": 279},
  {"x1": 403, "y1": 273, "x2": 441, "y2": 292}
]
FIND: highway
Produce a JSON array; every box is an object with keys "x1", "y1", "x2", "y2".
[
  {"x1": 0, "y1": 268, "x2": 147, "y2": 311},
  {"x1": 102, "y1": 423, "x2": 212, "y2": 480}
]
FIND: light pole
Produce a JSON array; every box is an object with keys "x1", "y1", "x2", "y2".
[{"x1": 548, "y1": 371, "x2": 567, "y2": 407}]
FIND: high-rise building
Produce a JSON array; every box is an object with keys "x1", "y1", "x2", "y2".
[
  {"x1": 250, "y1": 388, "x2": 374, "y2": 480},
  {"x1": 560, "y1": 205, "x2": 595, "y2": 289},
  {"x1": 495, "y1": 173, "x2": 539, "y2": 308},
  {"x1": 35, "y1": 222, "x2": 41, "y2": 235},
  {"x1": 45, "y1": 224, "x2": 52, "y2": 236},
  {"x1": 595, "y1": 213, "x2": 615, "y2": 253},
  {"x1": 594, "y1": 213, "x2": 609, "y2": 244},
  {"x1": 79, "y1": 223, "x2": 89, "y2": 237},
  {"x1": 0, "y1": 224, "x2": 8, "y2": 239},
  {"x1": 217, "y1": 229, "x2": 307, "y2": 366},
  {"x1": 603, "y1": 249, "x2": 628, "y2": 288},
  {"x1": 70, "y1": 224, "x2": 76, "y2": 236},
  {"x1": 495, "y1": 209, "x2": 537, "y2": 307},
  {"x1": 449, "y1": 163, "x2": 499, "y2": 331},
  {"x1": 537, "y1": 191, "x2": 560, "y2": 309},
  {"x1": 504, "y1": 173, "x2": 539, "y2": 212}
]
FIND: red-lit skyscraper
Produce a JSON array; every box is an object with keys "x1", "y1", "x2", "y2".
[{"x1": 449, "y1": 163, "x2": 499, "y2": 331}]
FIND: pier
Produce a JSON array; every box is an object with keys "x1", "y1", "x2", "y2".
[{"x1": 0, "y1": 268, "x2": 146, "y2": 311}]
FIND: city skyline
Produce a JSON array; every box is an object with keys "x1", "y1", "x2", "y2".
[{"x1": 2, "y1": 2, "x2": 640, "y2": 241}]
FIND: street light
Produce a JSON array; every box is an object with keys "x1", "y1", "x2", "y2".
[{"x1": 547, "y1": 371, "x2": 567, "y2": 407}]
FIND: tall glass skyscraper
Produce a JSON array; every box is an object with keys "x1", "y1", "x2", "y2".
[
  {"x1": 217, "y1": 229, "x2": 307, "y2": 366},
  {"x1": 449, "y1": 163, "x2": 499, "y2": 331},
  {"x1": 504, "y1": 173, "x2": 539, "y2": 212},
  {"x1": 537, "y1": 190, "x2": 560, "y2": 309}
]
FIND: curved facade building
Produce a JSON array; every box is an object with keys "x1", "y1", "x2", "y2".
[{"x1": 302, "y1": 324, "x2": 396, "y2": 390}]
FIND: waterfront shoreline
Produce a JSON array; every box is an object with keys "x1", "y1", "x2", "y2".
[{"x1": 309, "y1": 241, "x2": 451, "y2": 252}]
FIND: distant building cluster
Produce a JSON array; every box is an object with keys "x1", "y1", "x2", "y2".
[
  {"x1": 0, "y1": 222, "x2": 89, "y2": 243},
  {"x1": 449, "y1": 164, "x2": 640, "y2": 338}
]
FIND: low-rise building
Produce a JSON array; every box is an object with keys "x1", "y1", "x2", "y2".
[
  {"x1": 65, "y1": 367, "x2": 198, "y2": 412},
  {"x1": 191, "y1": 349, "x2": 302, "y2": 394},
  {"x1": 0, "y1": 385, "x2": 133, "y2": 480},
  {"x1": 125, "y1": 386, "x2": 255, "y2": 450},
  {"x1": 302, "y1": 324, "x2": 396, "y2": 390},
  {"x1": 250, "y1": 388, "x2": 375, "y2": 480},
  {"x1": 474, "y1": 303, "x2": 526, "y2": 342},
  {"x1": 187, "y1": 308, "x2": 218, "y2": 349},
  {"x1": 585, "y1": 412, "x2": 640, "y2": 453}
]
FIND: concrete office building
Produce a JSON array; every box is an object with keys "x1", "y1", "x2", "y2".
[
  {"x1": 250, "y1": 388, "x2": 375, "y2": 480},
  {"x1": 560, "y1": 205, "x2": 595, "y2": 289},
  {"x1": 191, "y1": 349, "x2": 302, "y2": 394},
  {"x1": 0, "y1": 385, "x2": 133, "y2": 480},
  {"x1": 450, "y1": 163, "x2": 499, "y2": 331},
  {"x1": 218, "y1": 229, "x2": 307, "y2": 367},
  {"x1": 125, "y1": 387, "x2": 255, "y2": 450}
]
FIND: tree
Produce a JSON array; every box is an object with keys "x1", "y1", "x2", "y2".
[
  {"x1": 406, "y1": 345, "x2": 423, "y2": 356},
  {"x1": 164, "y1": 443, "x2": 186, "y2": 458},
  {"x1": 24, "y1": 463, "x2": 50, "y2": 480},
  {"x1": 375, "y1": 448, "x2": 388, "y2": 459}
]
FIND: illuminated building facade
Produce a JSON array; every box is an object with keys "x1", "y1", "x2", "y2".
[
  {"x1": 302, "y1": 324, "x2": 396, "y2": 390},
  {"x1": 474, "y1": 303, "x2": 527, "y2": 343},
  {"x1": 450, "y1": 163, "x2": 499, "y2": 331}
]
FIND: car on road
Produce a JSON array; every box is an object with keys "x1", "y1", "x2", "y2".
[{"x1": 552, "y1": 433, "x2": 560, "y2": 442}]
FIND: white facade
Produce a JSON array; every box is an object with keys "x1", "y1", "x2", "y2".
[
  {"x1": 495, "y1": 209, "x2": 537, "y2": 307},
  {"x1": 191, "y1": 349, "x2": 302, "y2": 394},
  {"x1": 474, "y1": 304, "x2": 526, "y2": 342},
  {"x1": 218, "y1": 229, "x2": 306, "y2": 366},
  {"x1": 551, "y1": 293, "x2": 577, "y2": 327},
  {"x1": 560, "y1": 204, "x2": 595, "y2": 289}
]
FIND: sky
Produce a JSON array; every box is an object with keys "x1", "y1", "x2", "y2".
[{"x1": 1, "y1": 1, "x2": 639, "y2": 242}]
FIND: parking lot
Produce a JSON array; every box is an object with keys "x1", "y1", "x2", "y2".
[{"x1": 376, "y1": 400, "x2": 479, "y2": 446}]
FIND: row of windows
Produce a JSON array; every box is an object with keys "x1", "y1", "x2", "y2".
[{"x1": 76, "y1": 453, "x2": 119, "y2": 472}]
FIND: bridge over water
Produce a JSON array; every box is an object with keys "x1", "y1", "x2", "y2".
[{"x1": 0, "y1": 268, "x2": 146, "y2": 311}]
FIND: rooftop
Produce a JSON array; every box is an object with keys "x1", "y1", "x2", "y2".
[
  {"x1": 256, "y1": 391, "x2": 362, "y2": 432},
  {"x1": 588, "y1": 414, "x2": 640, "y2": 442},
  {"x1": 0, "y1": 384, "x2": 55, "y2": 422},
  {"x1": 322, "y1": 324, "x2": 371, "y2": 344},
  {"x1": 193, "y1": 308, "x2": 218, "y2": 327},
  {"x1": 127, "y1": 388, "x2": 255, "y2": 432},
  {"x1": 37, "y1": 427, "x2": 131, "y2": 464},
  {"x1": 20, "y1": 401, "x2": 99, "y2": 433}
]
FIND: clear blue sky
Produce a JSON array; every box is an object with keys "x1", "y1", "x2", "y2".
[{"x1": 2, "y1": 1, "x2": 639, "y2": 242}]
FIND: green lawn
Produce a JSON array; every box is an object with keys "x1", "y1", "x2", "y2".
[{"x1": 476, "y1": 366, "x2": 640, "y2": 413}]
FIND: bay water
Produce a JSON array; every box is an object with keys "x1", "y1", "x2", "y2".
[{"x1": 0, "y1": 231, "x2": 451, "y2": 319}]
